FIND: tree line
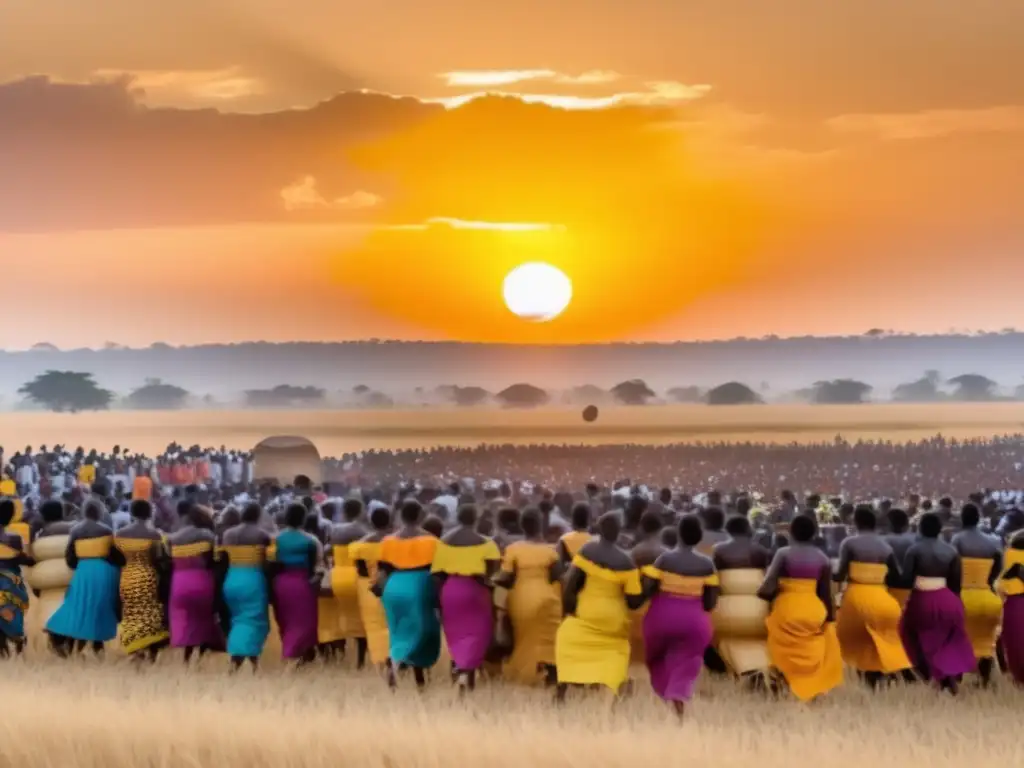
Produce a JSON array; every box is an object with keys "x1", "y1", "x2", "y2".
[{"x1": 14, "y1": 370, "x2": 1024, "y2": 413}]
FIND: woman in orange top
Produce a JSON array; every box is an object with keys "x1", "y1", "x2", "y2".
[{"x1": 375, "y1": 500, "x2": 441, "y2": 690}]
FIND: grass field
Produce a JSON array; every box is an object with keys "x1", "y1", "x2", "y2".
[
  {"x1": 3, "y1": 652, "x2": 1021, "y2": 768},
  {"x1": 3, "y1": 402, "x2": 1024, "y2": 455}
]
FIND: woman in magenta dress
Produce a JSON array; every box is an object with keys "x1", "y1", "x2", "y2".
[
  {"x1": 640, "y1": 515, "x2": 719, "y2": 717},
  {"x1": 900, "y1": 512, "x2": 976, "y2": 693},
  {"x1": 167, "y1": 505, "x2": 224, "y2": 663},
  {"x1": 270, "y1": 503, "x2": 321, "y2": 664},
  {"x1": 431, "y1": 505, "x2": 501, "y2": 693}
]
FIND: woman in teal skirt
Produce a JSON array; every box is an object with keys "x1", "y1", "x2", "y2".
[
  {"x1": 219, "y1": 503, "x2": 272, "y2": 671},
  {"x1": 375, "y1": 500, "x2": 441, "y2": 689},
  {"x1": 46, "y1": 501, "x2": 123, "y2": 657}
]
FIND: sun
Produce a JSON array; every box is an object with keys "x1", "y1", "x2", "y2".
[{"x1": 502, "y1": 262, "x2": 573, "y2": 322}]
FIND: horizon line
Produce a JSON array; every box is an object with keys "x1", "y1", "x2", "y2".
[{"x1": 7, "y1": 328, "x2": 1024, "y2": 354}]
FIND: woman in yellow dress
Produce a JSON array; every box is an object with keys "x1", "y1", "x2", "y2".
[
  {"x1": 351, "y1": 505, "x2": 392, "y2": 669},
  {"x1": 950, "y1": 503, "x2": 1003, "y2": 685},
  {"x1": 556, "y1": 503, "x2": 593, "y2": 566},
  {"x1": 833, "y1": 505, "x2": 911, "y2": 687},
  {"x1": 114, "y1": 500, "x2": 171, "y2": 663},
  {"x1": 555, "y1": 512, "x2": 645, "y2": 701},
  {"x1": 327, "y1": 499, "x2": 368, "y2": 666},
  {"x1": 757, "y1": 514, "x2": 843, "y2": 702},
  {"x1": 495, "y1": 508, "x2": 562, "y2": 686}
]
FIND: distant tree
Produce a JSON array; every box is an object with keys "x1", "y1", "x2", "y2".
[
  {"x1": 30, "y1": 342, "x2": 59, "y2": 352},
  {"x1": 610, "y1": 379, "x2": 656, "y2": 405},
  {"x1": 18, "y1": 370, "x2": 114, "y2": 412},
  {"x1": 245, "y1": 385, "x2": 326, "y2": 408},
  {"x1": 864, "y1": 328, "x2": 886, "y2": 338},
  {"x1": 361, "y1": 390, "x2": 394, "y2": 408},
  {"x1": 496, "y1": 383, "x2": 549, "y2": 408},
  {"x1": 125, "y1": 378, "x2": 190, "y2": 410},
  {"x1": 666, "y1": 385, "x2": 703, "y2": 403},
  {"x1": 148, "y1": 342, "x2": 173, "y2": 351},
  {"x1": 453, "y1": 386, "x2": 491, "y2": 406},
  {"x1": 893, "y1": 370, "x2": 943, "y2": 402},
  {"x1": 948, "y1": 374, "x2": 998, "y2": 401},
  {"x1": 706, "y1": 382, "x2": 761, "y2": 406},
  {"x1": 809, "y1": 379, "x2": 873, "y2": 405},
  {"x1": 352, "y1": 384, "x2": 371, "y2": 395}
]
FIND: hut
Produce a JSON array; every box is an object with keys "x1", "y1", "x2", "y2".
[{"x1": 251, "y1": 435, "x2": 323, "y2": 486}]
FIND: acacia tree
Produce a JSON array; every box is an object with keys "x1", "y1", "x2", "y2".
[
  {"x1": 948, "y1": 374, "x2": 998, "y2": 401},
  {"x1": 610, "y1": 379, "x2": 656, "y2": 405},
  {"x1": 810, "y1": 379, "x2": 873, "y2": 404},
  {"x1": 496, "y1": 383, "x2": 549, "y2": 408},
  {"x1": 706, "y1": 382, "x2": 761, "y2": 406},
  {"x1": 18, "y1": 370, "x2": 114, "y2": 412},
  {"x1": 126, "y1": 379, "x2": 190, "y2": 410},
  {"x1": 893, "y1": 370, "x2": 943, "y2": 402}
]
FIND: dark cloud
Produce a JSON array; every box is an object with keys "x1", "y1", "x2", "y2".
[
  {"x1": 0, "y1": 77, "x2": 432, "y2": 231},
  {"x1": 0, "y1": 77, "x2": 720, "y2": 232}
]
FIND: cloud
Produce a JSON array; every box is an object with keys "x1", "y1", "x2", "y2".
[
  {"x1": 435, "y1": 69, "x2": 705, "y2": 110},
  {"x1": 280, "y1": 177, "x2": 382, "y2": 212},
  {"x1": 440, "y1": 70, "x2": 557, "y2": 87},
  {"x1": 90, "y1": 67, "x2": 265, "y2": 104},
  {"x1": 431, "y1": 81, "x2": 710, "y2": 111},
  {"x1": 555, "y1": 70, "x2": 621, "y2": 85},
  {"x1": 440, "y1": 69, "x2": 623, "y2": 88},
  {"x1": 826, "y1": 106, "x2": 1024, "y2": 141}
]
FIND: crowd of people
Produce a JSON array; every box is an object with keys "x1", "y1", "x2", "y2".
[{"x1": 0, "y1": 437, "x2": 1023, "y2": 713}]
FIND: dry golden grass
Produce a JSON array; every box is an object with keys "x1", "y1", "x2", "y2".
[
  {"x1": 5, "y1": 402, "x2": 1024, "y2": 454},
  {"x1": 3, "y1": 651, "x2": 1021, "y2": 768}
]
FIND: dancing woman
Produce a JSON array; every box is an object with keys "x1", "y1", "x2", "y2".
[
  {"x1": 432, "y1": 504, "x2": 501, "y2": 692},
  {"x1": 758, "y1": 514, "x2": 843, "y2": 702}
]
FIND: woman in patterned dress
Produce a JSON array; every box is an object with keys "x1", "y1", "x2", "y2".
[{"x1": 114, "y1": 499, "x2": 170, "y2": 662}]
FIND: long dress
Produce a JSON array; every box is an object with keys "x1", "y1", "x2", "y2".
[
  {"x1": 765, "y1": 575, "x2": 843, "y2": 701},
  {"x1": 501, "y1": 541, "x2": 561, "y2": 685},
  {"x1": 328, "y1": 543, "x2": 366, "y2": 643},
  {"x1": 115, "y1": 538, "x2": 169, "y2": 654},
  {"x1": 433, "y1": 539, "x2": 500, "y2": 672},
  {"x1": 270, "y1": 530, "x2": 319, "y2": 659},
  {"x1": 168, "y1": 540, "x2": 224, "y2": 650},
  {"x1": 998, "y1": 547, "x2": 1024, "y2": 684},
  {"x1": 712, "y1": 568, "x2": 770, "y2": 675},
  {"x1": 900, "y1": 576, "x2": 976, "y2": 681},
  {"x1": 380, "y1": 535, "x2": 441, "y2": 669},
  {"x1": 351, "y1": 540, "x2": 390, "y2": 665},
  {"x1": 836, "y1": 562, "x2": 911, "y2": 673},
  {"x1": 960, "y1": 557, "x2": 1002, "y2": 661},
  {"x1": 642, "y1": 566, "x2": 716, "y2": 702},
  {"x1": 0, "y1": 540, "x2": 30, "y2": 644},
  {"x1": 220, "y1": 544, "x2": 271, "y2": 658},
  {"x1": 46, "y1": 536, "x2": 120, "y2": 643},
  {"x1": 555, "y1": 554, "x2": 640, "y2": 693}
]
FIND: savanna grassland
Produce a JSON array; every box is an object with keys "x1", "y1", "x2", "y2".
[
  {"x1": 4, "y1": 402, "x2": 1024, "y2": 455},
  {"x1": 3, "y1": 644, "x2": 1021, "y2": 768}
]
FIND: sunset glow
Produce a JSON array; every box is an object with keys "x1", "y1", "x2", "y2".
[{"x1": 1, "y1": 2, "x2": 1022, "y2": 347}]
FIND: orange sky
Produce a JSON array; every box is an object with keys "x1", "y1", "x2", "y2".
[{"x1": 1, "y1": 1, "x2": 1023, "y2": 347}]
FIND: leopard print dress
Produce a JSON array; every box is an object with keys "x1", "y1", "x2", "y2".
[{"x1": 115, "y1": 538, "x2": 170, "y2": 653}]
